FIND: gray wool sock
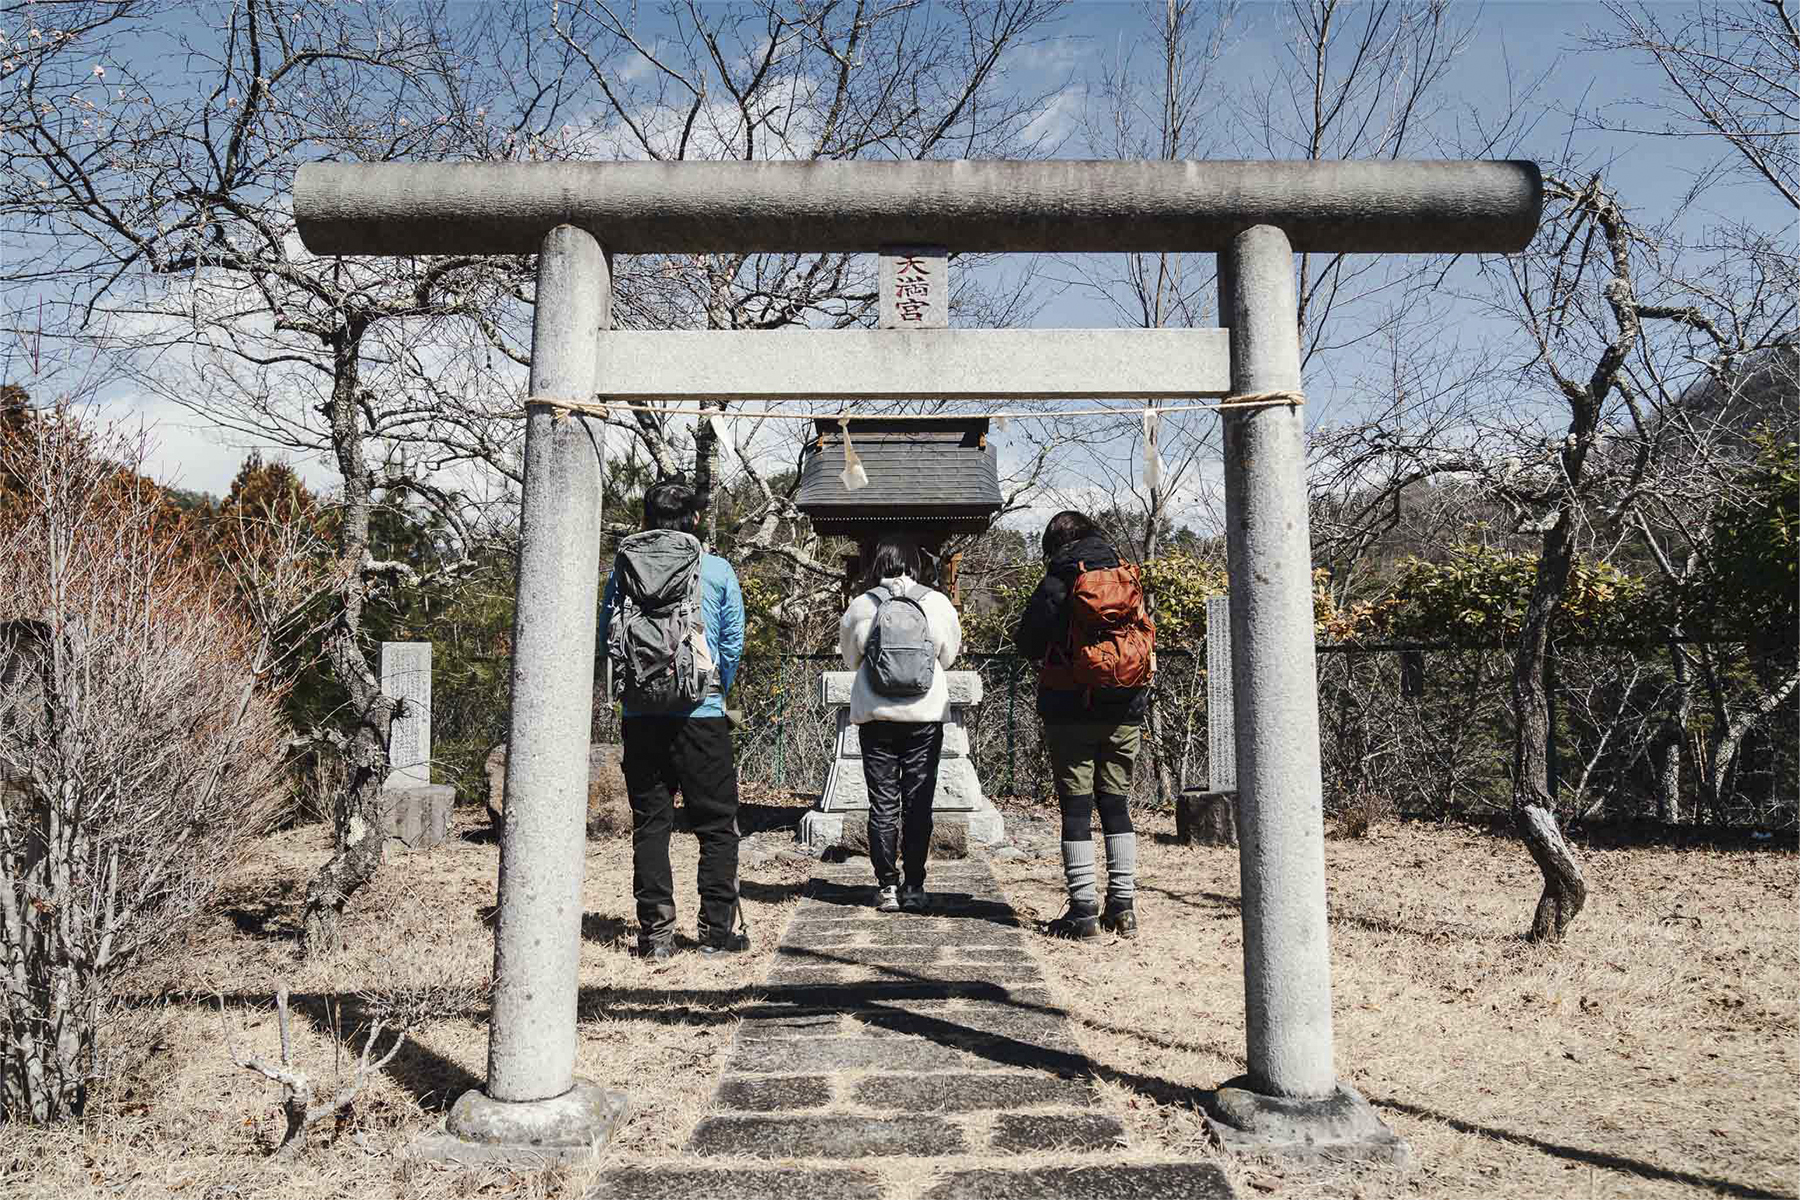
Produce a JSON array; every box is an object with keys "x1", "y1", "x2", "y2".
[
  {"x1": 1061, "y1": 840, "x2": 1099, "y2": 910},
  {"x1": 1104, "y1": 832, "x2": 1138, "y2": 906}
]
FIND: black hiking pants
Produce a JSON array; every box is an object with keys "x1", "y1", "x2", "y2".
[
  {"x1": 859, "y1": 720, "x2": 944, "y2": 890},
  {"x1": 621, "y1": 715, "x2": 739, "y2": 943}
]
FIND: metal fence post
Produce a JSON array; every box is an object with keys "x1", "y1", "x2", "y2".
[
  {"x1": 1005, "y1": 658, "x2": 1018, "y2": 797},
  {"x1": 774, "y1": 655, "x2": 787, "y2": 788}
]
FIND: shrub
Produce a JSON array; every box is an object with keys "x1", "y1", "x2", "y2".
[{"x1": 0, "y1": 409, "x2": 288, "y2": 1120}]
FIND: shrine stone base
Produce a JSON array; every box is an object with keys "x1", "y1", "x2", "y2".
[{"x1": 798, "y1": 670, "x2": 1004, "y2": 853}]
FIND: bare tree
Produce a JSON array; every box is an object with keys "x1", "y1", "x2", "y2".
[
  {"x1": 1593, "y1": 0, "x2": 1800, "y2": 211},
  {"x1": 0, "y1": 404, "x2": 289, "y2": 1121},
  {"x1": 3, "y1": 0, "x2": 1086, "y2": 945},
  {"x1": 221, "y1": 960, "x2": 487, "y2": 1156},
  {"x1": 2, "y1": 0, "x2": 602, "y2": 953}
]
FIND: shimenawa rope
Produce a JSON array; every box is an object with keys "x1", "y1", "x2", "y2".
[{"x1": 520, "y1": 390, "x2": 1303, "y2": 422}]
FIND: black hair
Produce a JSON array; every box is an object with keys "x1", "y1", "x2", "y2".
[
  {"x1": 643, "y1": 479, "x2": 698, "y2": 534},
  {"x1": 1041, "y1": 510, "x2": 1101, "y2": 557},
  {"x1": 865, "y1": 535, "x2": 919, "y2": 587}
]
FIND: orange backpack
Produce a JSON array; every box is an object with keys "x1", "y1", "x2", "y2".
[{"x1": 1042, "y1": 561, "x2": 1156, "y2": 693}]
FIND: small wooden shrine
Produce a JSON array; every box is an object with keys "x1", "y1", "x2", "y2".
[{"x1": 793, "y1": 415, "x2": 1002, "y2": 600}]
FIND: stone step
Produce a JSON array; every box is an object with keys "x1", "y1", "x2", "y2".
[
  {"x1": 688, "y1": 1113, "x2": 966, "y2": 1158},
  {"x1": 591, "y1": 1167, "x2": 884, "y2": 1200},
  {"x1": 922, "y1": 1164, "x2": 1235, "y2": 1199},
  {"x1": 725, "y1": 1036, "x2": 1012, "y2": 1075},
  {"x1": 848, "y1": 1072, "x2": 1098, "y2": 1113}
]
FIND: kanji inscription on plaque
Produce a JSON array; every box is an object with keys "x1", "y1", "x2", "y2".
[{"x1": 879, "y1": 245, "x2": 949, "y2": 328}]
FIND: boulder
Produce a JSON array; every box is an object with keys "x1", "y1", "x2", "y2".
[
  {"x1": 1176, "y1": 788, "x2": 1238, "y2": 847},
  {"x1": 485, "y1": 742, "x2": 630, "y2": 838}
]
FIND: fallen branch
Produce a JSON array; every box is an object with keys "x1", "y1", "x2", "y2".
[{"x1": 218, "y1": 983, "x2": 408, "y2": 1157}]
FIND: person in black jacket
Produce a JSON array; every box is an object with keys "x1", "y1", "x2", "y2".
[{"x1": 1014, "y1": 511, "x2": 1144, "y2": 940}]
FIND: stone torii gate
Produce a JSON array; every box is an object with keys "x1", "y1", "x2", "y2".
[{"x1": 294, "y1": 159, "x2": 1540, "y2": 1163}]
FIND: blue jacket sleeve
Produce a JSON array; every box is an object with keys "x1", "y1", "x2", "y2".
[{"x1": 714, "y1": 559, "x2": 745, "y2": 697}]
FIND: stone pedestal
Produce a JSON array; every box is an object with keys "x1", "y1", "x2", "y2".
[
  {"x1": 1176, "y1": 788, "x2": 1237, "y2": 847},
  {"x1": 799, "y1": 670, "x2": 1004, "y2": 852},
  {"x1": 379, "y1": 784, "x2": 455, "y2": 850}
]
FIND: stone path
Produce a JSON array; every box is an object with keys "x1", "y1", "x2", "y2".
[{"x1": 591, "y1": 857, "x2": 1234, "y2": 1200}]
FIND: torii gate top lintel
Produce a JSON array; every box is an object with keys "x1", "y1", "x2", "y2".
[{"x1": 293, "y1": 158, "x2": 1541, "y2": 258}]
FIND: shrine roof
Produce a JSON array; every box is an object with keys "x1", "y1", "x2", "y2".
[{"x1": 795, "y1": 416, "x2": 1001, "y2": 533}]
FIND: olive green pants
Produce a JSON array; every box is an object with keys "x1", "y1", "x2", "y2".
[{"x1": 1047, "y1": 721, "x2": 1141, "y2": 800}]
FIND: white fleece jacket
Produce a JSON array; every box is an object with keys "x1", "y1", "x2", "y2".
[{"x1": 839, "y1": 574, "x2": 963, "y2": 725}]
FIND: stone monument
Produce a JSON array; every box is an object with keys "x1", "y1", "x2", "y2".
[
  {"x1": 294, "y1": 157, "x2": 1540, "y2": 1165},
  {"x1": 378, "y1": 641, "x2": 454, "y2": 850},
  {"x1": 801, "y1": 669, "x2": 1004, "y2": 852},
  {"x1": 1177, "y1": 594, "x2": 1239, "y2": 846}
]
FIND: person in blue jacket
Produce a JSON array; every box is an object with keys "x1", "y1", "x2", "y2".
[{"x1": 599, "y1": 480, "x2": 747, "y2": 958}]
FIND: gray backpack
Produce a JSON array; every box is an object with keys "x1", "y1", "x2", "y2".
[
  {"x1": 607, "y1": 530, "x2": 713, "y2": 713},
  {"x1": 864, "y1": 581, "x2": 937, "y2": 698}
]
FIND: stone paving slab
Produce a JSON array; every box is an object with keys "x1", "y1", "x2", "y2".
[
  {"x1": 715, "y1": 1075, "x2": 833, "y2": 1112},
  {"x1": 736, "y1": 1010, "x2": 845, "y2": 1039},
  {"x1": 923, "y1": 1164, "x2": 1237, "y2": 1200},
  {"x1": 850, "y1": 1072, "x2": 1099, "y2": 1113},
  {"x1": 592, "y1": 1168, "x2": 886, "y2": 1200},
  {"x1": 769, "y1": 965, "x2": 1044, "y2": 990},
  {"x1": 689, "y1": 1113, "x2": 966, "y2": 1158},
  {"x1": 760, "y1": 980, "x2": 1033, "y2": 1006},
  {"x1": 726, "y1": 1037, "x2": 1007, "y2": 1075},
  {"x1": 775, "y1": 945, "x2": 947, "y2": 965},
  {"x1": 859, "y1": 929, "x2": 1028, "y2": 949},
  {"x1": 956, "y1": 947, "x2": 1034, "y2": 963},
  {"x1": 989, "y1": 1112, "x2": 1128, "y2": 1153}
]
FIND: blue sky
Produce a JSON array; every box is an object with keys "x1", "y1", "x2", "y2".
[{"x1": 78, "y1": 0, "x2": 1796, "y2": 499}]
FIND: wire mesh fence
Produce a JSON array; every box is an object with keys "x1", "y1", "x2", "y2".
[
  {"x1": 580, "y1": 651, "x2": 1207, "y2": 807},
  {"x1": 431, "y1": 644, "x2": 1795, "y2": 828}
]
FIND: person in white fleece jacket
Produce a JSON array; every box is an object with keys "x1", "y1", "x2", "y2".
[{"x1": 839, "y1": 536, "x2": 962, "y2": 913}]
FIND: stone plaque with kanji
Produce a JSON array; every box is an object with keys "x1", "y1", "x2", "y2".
[{"x1": 879, "y1": 245, "x2": 949, "y2": 328}]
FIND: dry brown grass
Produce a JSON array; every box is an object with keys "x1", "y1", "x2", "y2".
[
  {"x1": 991, "y1": 810, "x2": 1799, "y2": 1200},
  {"x1": 0, "y1": 808, "x2": 810, "y2": 1200},
  {"x1": 3, "y1": 804, "x2": 1793, "y2": 1200}
]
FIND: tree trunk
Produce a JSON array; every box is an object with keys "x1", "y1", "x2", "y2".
[
  {"x1": 694, "y1": 401, "x2": 721, "y2": 546},
  {"x1": 1654, "y1": 644, "x2": 1691, "y2": 823},
  {"x1": 1516, "y1": 802, "x2": 1586, "y2": 940},
  {"x1": 1510, "y1": 503, "x2": 1589, "y2": 942},
  {"x1": 1144, "y1": 693, "x2": 1176, "y2": 808},
  {"x1": 301, "y1": 327, "x2": 394, "y2": 956}
]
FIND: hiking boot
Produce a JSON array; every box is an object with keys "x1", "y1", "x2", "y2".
[
  {"x1": 1045, "y1": 901, "x2": 1101, "y2": 941},
  {"x1": 698, "y1": 905, "x2": 751, "y2": 955},
  {"x1": 874, "y1": 885, "x2": 901, "y2": 913},
  {"x1": 637, "y1": 936, "x2": 676, "y2": 960},
  {"x1": 899, "y1": 885, "x2": 929, "y2": 913},
  {"x1": 1101, "y1": 901, "x2": 1137, "y2": 938},
  {"x1": 699, "y1": 927, "x2": 750, "y2": 955}
]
